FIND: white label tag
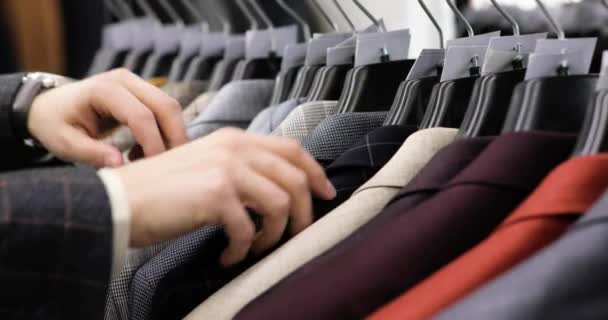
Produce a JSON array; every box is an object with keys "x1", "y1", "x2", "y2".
[
  {"x1": 281, "y1": 43, "x2": 308, "y2": 70},
  {"x1": 482, "y1": 33, "x2": 548, "y2": 75},
  {"x1": 271, "y1": 25, "x2": 299, "y2": 57},
  {"x1": 446, "y1": 31, "x2": 501, "y2": 48},
  {"x1": 305, "y1": 33, "x2": 352, "y2": 66},
  {"x1": 525, "y1": 51, "x2": 594, "y2": 80},
  {"x1": 129, "y1": 18, "x2": 156, "y2": 52},
  {"x1": 200, "y1": 32, "x2": 226, "y2": 59},
  {"x1": 245, "y1": 30, "x2": 272, "y2": 59},
  {"x1": 354, "y1": 29, "x2": 411, "y2": 67},
  {"x1": 441, "y1": 46, "x2": 488, "y2": 82},
  {"x1": 224, "y1": 35, "x2": 246, "y2": 61},
  {"x1": 406, "y1": 49, "x2": 445, "y2": 81},
  {"x1": 102, "y1": 21, "x2": 133, "y2": 51},
  {"x1": 178, "y1": 26, "x2": 203, "y2": 58},
  {"x1": 327, "y1": 45, "x2": 356, "y2": 66},
  {"x1": 597, "y1": 51, "x2": 608, "y2": 91}
]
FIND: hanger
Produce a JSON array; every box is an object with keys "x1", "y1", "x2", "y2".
[
  {"x1": 458, "y1": 0, "x2": 528, "y2": 137},
  {"x1": 384, "y1": 0, "x2": 443, "y2": 126},
  {"x1": 179, "y1": 0, "x2": 210, "y2": 31},
  {"x1": 158, "y1": 0, "x2": 185, "y2": 25},
  {"x1": 419, "y1": 0, "x2": 481, "y2": 128},
  {"x1": 268, "y1": 0, "x2": 313, "y2": 104},
  {"x1": 311, "y1": 0, "x2": 340, "y2": 32},
  {"x1": 306, "y1": 0, "x2": 356, "y2": 101},
  {"x1": 501, "y1": 0, "x2": 598, "y2": 135},
  {"x1": 104, "y1": 0, "x2": 128, "y2": 21},
  {"x1": 336, "y1": 0, "x2": 415, "y2": 113},
  {"x1": 231, "y1": 0, "x2": 282, "y2": 81}
]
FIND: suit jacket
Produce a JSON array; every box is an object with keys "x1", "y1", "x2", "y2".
[
  {"x1": 237, "y1": 131, "x2": 575, "y2": 320},
  {"x1": 247, "y1": 97, "x2": 306, "y2": 134},
  {"x1": 183, "y1": 92, "x2": 217, "y2": 124},
  {"x1": 437, "y1": 160, "x2": 608, "y2": 320},
  {"x1": 301, "y1": 112, "x2": 388, "y2": 166},
  {"x1": 126, "y1": 125, "x2": 418, "y2": 320},
  {"x1": 187, "y1": 80, "x2": 275, "y2": 139},
  {"x1": 271, "y1": 100, "x2": 339, "y2": 141},
  {"x1": 371, "y1": 154, "x2": 608, "y2": 320},
  {"x1": 187, "y1": 128, "x2": 457, "y2": 320}
]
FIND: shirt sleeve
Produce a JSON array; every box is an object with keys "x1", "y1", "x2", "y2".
[{"x1": 97, "y1": 169, "x2": 132, "y2": 278}]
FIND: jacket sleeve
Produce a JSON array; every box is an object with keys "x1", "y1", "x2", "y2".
[
  {"x1": 0, "y1": 166, "x2": 113, "y2": 320},
  {"x1": 0, "y1": 73, "x2": 49, "y2": 171}
]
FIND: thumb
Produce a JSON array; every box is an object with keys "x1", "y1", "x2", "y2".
[{"x1": 61, "y1": 127, "x2": 124, "y2": 168}]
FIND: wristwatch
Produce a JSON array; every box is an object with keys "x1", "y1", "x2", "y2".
[{"x1": 12, "y1": 72, "x2": 65, "y2": 144}]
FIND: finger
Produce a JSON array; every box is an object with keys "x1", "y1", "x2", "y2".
[
  {"x1": 247, "y1": 150, "x2": 314, "y2": 239},
  {"x1": 55, "y1": 126, "x2": 123, "y2": 168},
  {"x1": 89, "y1": 82, "x2": 166, "y2": 157},
  {"x1": 106, "y1": 69, "x2": 188, "y2": 148},
  {"x1": 246, "y1": 135, "x2": 336, "y2": 200},
  {"x1": 234, "y1": 165, "x2": 291, "y2": 255},
  {"x1": 219, "y1": 198, "x2": 256, "y2": 266}
]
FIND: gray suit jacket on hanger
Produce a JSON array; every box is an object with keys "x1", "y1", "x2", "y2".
[
  {"x1": 247, "y1": 97, "x2": 306, "y2": 135},
  {"x1": 187, "y1": 80, "x2": 275, "y2": 139},
  {"x1": 437, "y1": 190, "x2": 608, "y2": 320}
]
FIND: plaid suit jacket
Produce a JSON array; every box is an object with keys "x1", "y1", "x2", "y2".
[
  {"x1": 271, "y1": 101, "x2": 339, "y2": 141},
  {"x1": 0, "y1": 74, "x2": 114, "y2": 319}
]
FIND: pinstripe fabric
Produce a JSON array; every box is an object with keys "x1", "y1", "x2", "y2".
[
  {"x1": 247, "y1": 97, "x2": 306, "y2": 134},
  {"x1": 188, "y1": 128, "x2": 458, "y2": 320},
  {"x1": 0, "y1": 167, "x2": 113, "y2": 320},
  {"x1": 271, "y1": 101, "x2": 339, "y2": 141},
  {"x1": 187, "y1": 80, "x2": 275, "y2": 140},
  {"x1": 301, "y1": 112, "x2": 389, "y2": 166}
]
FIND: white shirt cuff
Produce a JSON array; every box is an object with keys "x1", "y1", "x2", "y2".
[{"x1": 97, "y1": 169, "x2": 131, "y2": 279}]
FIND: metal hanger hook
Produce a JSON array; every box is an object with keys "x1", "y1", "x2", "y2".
[
  {"x1": 445, "y1": 0, "x2": 474, "y2": 37},
  {"x1": 248, "y1": 0, "x2": 275, "y2": 29},
  {"x1": 236, "y1": 0, "x2": 260, "y2": 31},
  {"x1": 352, "y1": 0, "x2": 385, "y2": 32},
  {"x1": 276, "y1": 0, "x2": 312, "y2": 41},
  {"x1": 418, "y1": 0, "x2": 444, "y2": 49},
  {"x1": 134, "y1": 0, "x2": 160, "y2": 21},
  {"x1": 311, "y1": 0, "x2": 339, "y2": 31},
  {"x1": 333, "y1": 0, "x2": 356, "y2": 31},
  {"x1": 535, "y1": 0, "x2": 565, "y2": 39},
  {"x1": 104, "y1": 0, "x2": 126, "y2": 20},
  {"x1": 178, "y1": 0, "x2": 210, "y2": 32},
  {"x1": 158, "y1": 0, "x2": 185, "y2": 25},
  {"x1": 112, "y1": 0, "x2": 136, "y2": 20},
  {"x1": 489, "y1": 0, "x2": 520, "y2": 36}
]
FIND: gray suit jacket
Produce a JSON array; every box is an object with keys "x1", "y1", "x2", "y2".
[
  {"x1": 437, "y1": 190, "x2": 608, "y2": 320},
  {"x1": 247, "y1": 97, "x2": 306, "y2": 134},
  {"x1": 0, "y1": 73, "x2": 114, "y2": 320}
]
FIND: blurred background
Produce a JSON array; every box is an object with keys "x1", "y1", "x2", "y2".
[{"x1": 0, "y1": 0, "x2": 605, "y2": 79}]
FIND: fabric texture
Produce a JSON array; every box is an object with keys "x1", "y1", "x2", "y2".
[
  {"x1": 187, "y1": 128, "x2": 458, "y2": 320},
  {"x1": 271, "y1": 100, "x2": 339, "y2": 141},
  {"x1": 247, "y1": 97, "x2": 306, "y2": 134},
  {"x1": 187, "y1": 80, "x2": 275, "y2": 139},
  {"x1": 237, "y1": 131, "x2": 576, "y2": 320},
  {"x1": 161, "y1": 81, "x2": 209, "y2": 107},
  {"x1": 371, "y1": 154, "x2": 608, "y2": 320},
  {"x1": 183, "y1": 92, "x2": 217, "y2": 125},
  {"x1": 436, "y1": 160, "x2": 608, "y2": 320},
  {"x1": 127, "y1": 126, "x2": 417, "y2": 320},
  {"x1": 0, "y1": 167, "x2": 113, "y2": 320},
  {"x1": 302, "y1": 112, "x2": 388, "y2": 166}
]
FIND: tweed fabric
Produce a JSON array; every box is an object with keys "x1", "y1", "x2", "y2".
[{"x1": 271, "y1": 101, "x2": 339, "y2": 141}]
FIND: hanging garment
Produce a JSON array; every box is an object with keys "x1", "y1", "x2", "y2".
[
  {"x1": 247, "y1": 98, "x2": 307, "y2": 134},
  {"x1": 161, "y1": 81, "x2": 209, "y2": 107},
  {"x1": 183, "y1": 92, "x2": 217, "y2": 124},
  {"x1": 104, "y1": 245, "x2": 169, "y2": 320},
  {"x1": 187, "y1": 128, "x2": 458, "y2": 320},
  {"x1": 125, "y1": 126, "x2": 417, "y2": 320},
  {"x1": 235, "y1": 131, "x2": 576, "y2": 320},
  {"x1": 301, "y1": 112, "x2": 388, "y2": 167},
  {"x1": 271, "y1": 101, "x2": 339, "y2": 141},
  {"x1": 436, "y1": 167, "x2": 608, "y2": 320},
  {"x1": 187, "y1": 80, "x2": 275, "y2": 139},
  {"x1": 370, "y1": 154, "x2": 608, "y2": 320}
]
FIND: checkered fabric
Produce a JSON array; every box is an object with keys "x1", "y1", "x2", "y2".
[
  {"x1": 187, "y1": 80, "x2": 275, "y2": 140},
  {"x1": 0, "y1": 167, "x2": 113, "y2": 320},
  {"x1": 301, "y1": 112, "x2": 389, "y2": 166},
  {"x1": 271, "y1": 101, "x2": 339, "y2": 141}
]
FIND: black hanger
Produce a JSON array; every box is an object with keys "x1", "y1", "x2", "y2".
[
  {"x1": 572, "y1": 90, "x2": 608, "y2": 155},
  {"x1": 287, "y1": 65, "x2": 323, "y2": 99},
  {"x1": 384, "y1": 76, "x2": 440, "y2": 126},
  {"x1": 307, "y1": 64, "x2": 353, "y2": 101},
  {"x1": 502, "y1": 74, "x2": 598, "y2": 133},
  {"x1": 269, "y1": 66, "x2": 302, "y2": 105}
]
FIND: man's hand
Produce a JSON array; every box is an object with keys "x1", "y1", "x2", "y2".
[
  {"x1": 28, "y1": 69, "x2": 187, "y2": 168},
  {"x1": 112, "y1": 128, "x2": 336, "y2": 266}
]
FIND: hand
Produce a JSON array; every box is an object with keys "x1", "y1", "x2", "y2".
[
  {"x1": 28, "y1": 69, "x2": 187, "y2": 168},
  {"x1": 112, "y1": 128, "x2": 337, "y2": 266}
]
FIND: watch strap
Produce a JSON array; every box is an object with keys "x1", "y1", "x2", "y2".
[{"x1": 13, "y1": 77, "x2": 44, "y2": 140}]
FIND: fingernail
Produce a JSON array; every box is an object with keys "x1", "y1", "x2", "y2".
[{"x1": 326, "y1": 181, "x2": 337, "y2": 199}]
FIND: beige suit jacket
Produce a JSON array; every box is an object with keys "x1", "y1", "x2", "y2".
[{"x1": 185, "y1": 128, "x2": 458, "y2": 320}]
